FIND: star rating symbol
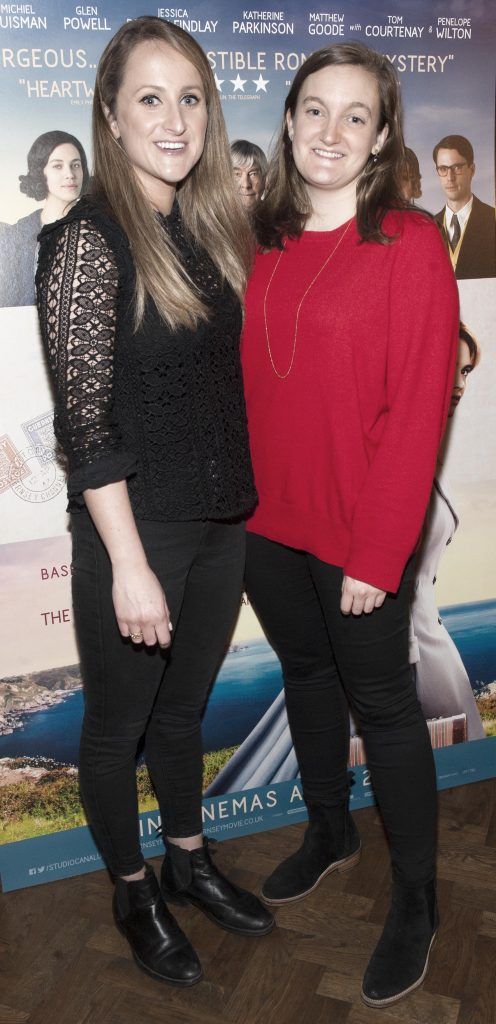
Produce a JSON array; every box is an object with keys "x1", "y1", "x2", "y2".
[
  {"x1": 253, "y1": 74, "x2": 269, "y2": 93},
  {"x1": 230, "y1": 73, "x2": 247, "y2": 93},
  {"x1": 214, "y1": 73, "x2": 224, "y2": 92}
]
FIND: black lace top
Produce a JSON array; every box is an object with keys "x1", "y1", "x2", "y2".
[{"x1": 35, "y1": 198, "x2": 257, "y2": 521}]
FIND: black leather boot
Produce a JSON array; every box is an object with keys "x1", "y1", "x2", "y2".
[
  {"x1": 161, "y1": 839, "x2": 275, "y2": 937},
  {"x1": 361, "y1": 880, "x2": 439, "y2": 1007},
  {"x1": 261, "y1": 803, "x2": 361, "y2": 904},
  {"x1": 113, "y1": 863, "x2": 203, "y2": 986}
]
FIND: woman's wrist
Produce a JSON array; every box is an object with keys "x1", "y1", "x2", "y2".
[
  {"x1": 111, "y1": 551, "x2": 149, "y2": 573},
  {"x1": 83, "y1": 481, "x2": 149, "y2": 573}
]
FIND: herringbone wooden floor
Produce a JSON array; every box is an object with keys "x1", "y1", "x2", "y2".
[{"x1": 1, "y1": 779, "x2": 495, "y2": 1024}]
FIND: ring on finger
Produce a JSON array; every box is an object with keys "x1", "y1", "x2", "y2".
[{"x1": 129, "y1": 631, "x2": 143, "y2": 642}]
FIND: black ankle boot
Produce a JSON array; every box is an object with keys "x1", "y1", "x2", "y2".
[
  {"x1": 161, "y1": 839, "x2": 275, "y2": 937},
  {"x1": 113, "y1": 863, "x2": 202, "y2": 986},
  {"x1": 361, "y1": 881, "x2": 439, "y2": 1007},
  {"x1": 261, "y1": 803, "x2": 361, "y2": 905}
]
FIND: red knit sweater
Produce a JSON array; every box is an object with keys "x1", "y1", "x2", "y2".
[{"x1": 241, "y1": 210, "x2": 459, "y2": 593}]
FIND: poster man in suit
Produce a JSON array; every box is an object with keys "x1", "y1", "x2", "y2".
[{"x1": 433, "y1": 134, "x2": 495, "y2": 280}]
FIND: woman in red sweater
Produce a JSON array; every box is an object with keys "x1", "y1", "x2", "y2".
[{"x1": 242, "y1": 43, "x2": 458, "y2": 1008}]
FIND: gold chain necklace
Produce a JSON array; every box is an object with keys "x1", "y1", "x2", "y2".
[{"x1": 263, "y1": 219, "x2": 352, "y2": 380}]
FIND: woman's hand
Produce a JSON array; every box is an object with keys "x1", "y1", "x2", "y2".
[
  {"x1": 341, "y1": 575, "x2": 387, "y2": 616},
  {"x1": 112, "y1": 561, "x2": 172, "y2": 648},
  {"x1": 82, "y1": 481, "x2": 172, "y2": 649}
]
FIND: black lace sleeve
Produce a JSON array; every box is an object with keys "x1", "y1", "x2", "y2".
[{"x1": 36, "y1": 217, "x2": 137, "y2": 499}]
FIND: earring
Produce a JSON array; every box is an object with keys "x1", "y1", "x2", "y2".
[{"x1": 372, "y1": 149, "x2": 378, "y2": 162}]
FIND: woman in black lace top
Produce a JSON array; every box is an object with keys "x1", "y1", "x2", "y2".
[{"x1": 36, "y1": 16, "x2": 273, "y2": 986}]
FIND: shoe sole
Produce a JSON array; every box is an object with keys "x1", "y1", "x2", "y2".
[
  {"x1": 161, "y1": 889, "x2": 276, "y2": 938},
  {"x1": 261, "y1": 846, "x2": 362, "y2": 906},
  {"x1": 114, "y1": 916, "x2": 203, "y2": 987},
  {"x1": 360, "y1": 930, "x2": 438, "y2": 1008}
]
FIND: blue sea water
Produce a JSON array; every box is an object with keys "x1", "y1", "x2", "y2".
[
  {"x1": 439, "y1": 600, "x2": 495, "y2": 687},
  {"x1": 0, "y1": 599, "x2": 494, "y2": 764}
]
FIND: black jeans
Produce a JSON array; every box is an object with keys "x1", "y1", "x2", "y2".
[
  {"x1": 71, "y1": 513, "x2": 245, "y2": 876},
  {"x1": 245, "y1": 533, "x2": 437, "y2": 888}
]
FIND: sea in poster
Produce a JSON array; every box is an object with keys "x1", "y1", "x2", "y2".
[{"x1": 1, "y1": 601, "x2": 494, "y2": 765}]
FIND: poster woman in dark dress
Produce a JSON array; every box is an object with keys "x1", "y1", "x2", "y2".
[{"x1": 0, "y1": 131, "x2": 89, "y2": 308}]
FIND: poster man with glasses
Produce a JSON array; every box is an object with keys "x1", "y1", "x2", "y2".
[{"x1": 433, "y1": 134, "x2": 495, "y2": 280}]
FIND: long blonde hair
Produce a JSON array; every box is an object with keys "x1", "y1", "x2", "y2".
[{"x1": 93, "y1": 16, "x2": 253, "y2": 330}]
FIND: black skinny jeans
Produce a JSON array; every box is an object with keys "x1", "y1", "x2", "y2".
[
  {"x1": 245, "y1": 533, "x2": 438, "y2": 888},
  {"x1": 71, "y1": 513, "x2": 245, "y2": 876}
]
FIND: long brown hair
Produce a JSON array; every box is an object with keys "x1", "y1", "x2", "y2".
[
  {"x1": 255, "y1": 42, "x2": 411, "y2": 250},
  {"x1": 93, "y1": 16, "x2": 253, "y2": 330}
]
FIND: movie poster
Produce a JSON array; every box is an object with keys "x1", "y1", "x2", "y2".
[{"x1": 0, "y1": 0, "x2": 495, "y2": 891}]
